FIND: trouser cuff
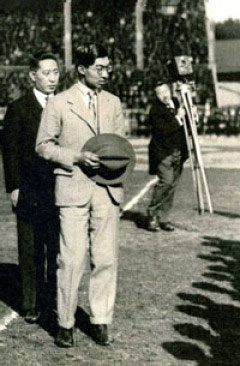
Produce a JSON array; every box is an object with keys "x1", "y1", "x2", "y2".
[
  {"x1": 58, "y1": 319, "x2": 75, "y2": 330},
  {"x1": 90, "y1": 316, "x2": 112, "y2": 325}
]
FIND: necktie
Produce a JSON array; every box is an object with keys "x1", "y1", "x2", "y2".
[
  {"x1": 45, "y1": 95, "x2": 49, "y2": 108},
  {"x1": 88, "y1": 91, "x2": 96, "y2": 119}
]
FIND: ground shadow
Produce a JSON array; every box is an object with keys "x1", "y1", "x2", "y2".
[
  {"x1": 39, "y1": 306, "x2": 92, "y2": 341},
  {"x1": 121, "y1": 210, "x2": 191, "y2": 231},
  {"x1": 75, "y1": 306, "x2": 92, "y2": 338},
  {"x1": 192, "y1": 208, "x2": 240, "y2": 219},
  {"x1": 162, "y1": 236, "x2": 240, "y2": 366},
  {"x1": 37, "y1": 306, "x2": 58, "y2": 338},
  {"x1": 0, "y1": 263, "x2": 21, "y2": 312},
  {"x1": 121, "y1": 210, "x2": 148, "y2": 229},
  {"x1": 0, "y1": 262, "x2": 59, "y2": 337},
  {"x1": 212, "y1": 210, "x2": 240, "y2": 219}
]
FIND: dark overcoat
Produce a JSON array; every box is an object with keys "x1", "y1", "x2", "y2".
[
  {"x1": 2, "y1": 90, "x2": 56, "y2": 223},
  {"x1": 148, "y1": 97, "x2": 188, "y2": 175}
]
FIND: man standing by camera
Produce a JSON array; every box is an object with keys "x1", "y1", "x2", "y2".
[{"x1": 147, "y1": 80, "x2": 188, "y2": 232}]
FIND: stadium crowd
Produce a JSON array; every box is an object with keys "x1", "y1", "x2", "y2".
[
  {"x1": 1, "y1": 1, "x2": 237, "y2": 135},
  {"x1": 0, "y1": 2, "x2": 208, "y2": 96}
]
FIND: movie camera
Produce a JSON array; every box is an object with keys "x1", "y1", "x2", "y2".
[{"x1": 167, "y1": 55, "x2": 194, "y2": 82}]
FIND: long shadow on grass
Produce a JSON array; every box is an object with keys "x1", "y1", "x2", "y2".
[
  {"x1": 162, "y1": 236, "x2": 240, "y2": 366},
  {"x1": 212, "y1": 210, "x2": 240, "y2": 219},
  {"x1": 0, "y1": 263, "x2": 59, "y2": 337},
  {"x1": 36, "y1": 307, "x2": 91, "y2": 341},
  {"x1": 0, "y1": 263, "x2": 21, "y2": 312},
  {"x1": 75, "y1": 306, "x2": 92, "y2": 338},
  {"x1": 121, "y1": 210, "x2": 147, "y2": 229},
  {"x1": 40, "y1": 307, "x2": 93, "y2": 341}
]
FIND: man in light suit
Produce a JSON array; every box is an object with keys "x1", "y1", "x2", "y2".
[
  {"x1": 36, "y1": 43, "x2": 125, "y2": 348},
  {"x1": 2, "y1": 51, "x2": 60, "y2": 323}
]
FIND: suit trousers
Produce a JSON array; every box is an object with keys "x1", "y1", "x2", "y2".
[
  {"x1": 17, "y1": 215, "x2": 59, "y2": 312},
  {"x1": 57, "y1": 184, "x2": 120, "y2": 329},
  {"x1": 148, "y1": 150, "x2": 183, "y2": 222}
]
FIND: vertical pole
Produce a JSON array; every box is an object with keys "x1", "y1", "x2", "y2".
[
  {"x1": 64, "y1": 0, "x2": 72, "y2": 72},
  {"x1": 135, "y1": 0, "x2": 144, "y2": 70},
  {"x1": 204, "y1": 0, "x2": 219, "y2": 107}
]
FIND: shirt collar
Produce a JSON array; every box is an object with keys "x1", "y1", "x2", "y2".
[
  {"x1": 158, "y1": 98, "x2": 175, "y2": 109},
  {"x1": 77, "y1": 81, "x2": 96, "y2": 97},
  {"x1": 166, "y1": 99, "x2": 175, "y2": 108},
  {"x1": 33, "y1": 88, "x2": 54, "y2": 108}
]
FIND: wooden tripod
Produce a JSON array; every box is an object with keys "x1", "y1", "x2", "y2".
[{"x1": 177, "y1": 82, "x2": 213, "y2": 215}]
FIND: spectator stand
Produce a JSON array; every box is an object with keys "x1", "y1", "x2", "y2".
[
  {"x1": 1, "y1": 3, "x2": 239, "y2": 138},
  {"x1": 116, "y1": 79, "x2": 153, "y2": 137}
]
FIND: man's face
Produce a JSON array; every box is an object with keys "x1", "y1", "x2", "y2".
[
  {"x1": 78, "y1": 57, "x2": 111, "y2": 90},
  {"x1": 155, "y1": 84, "x2": 172, "y2": 105},
  {"x1": 29, "y1": 59, "x2": 59, "y2": 94}
]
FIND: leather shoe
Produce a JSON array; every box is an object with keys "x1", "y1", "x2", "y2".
[
  {"x1": 91, "y1": 324, "x2": 112, "y2": 346},
  {"x1": 55, "y1": 327, "x2": 73, "y2": 348},
  {"x1": 24, "y1": 310, "x2": 41, "y2": 324},
  {"x1": 147, "y1": 216, "x2": 160, "y2": 232},
  {"x1": 159, "y1": 222, "x2": 175, "y2": 232}
]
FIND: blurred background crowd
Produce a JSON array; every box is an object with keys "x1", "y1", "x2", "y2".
[{"x1": 0, "y1": 0, "x2": 240, "y2": 135}]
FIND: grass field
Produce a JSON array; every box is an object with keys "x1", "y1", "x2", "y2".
[{"x1": 1, "y1": 137, "x2": 240, "y2": 365}]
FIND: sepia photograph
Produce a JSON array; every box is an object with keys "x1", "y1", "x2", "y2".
[{"x1": 0, "y1": 0, "x2": 240, "y2": 364}]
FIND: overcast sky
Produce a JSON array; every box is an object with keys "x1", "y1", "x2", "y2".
[{"x1": 206, "y1": 0, "x2": 240, "y2": 22}]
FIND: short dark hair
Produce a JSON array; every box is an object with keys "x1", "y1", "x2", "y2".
[
  {"x1": 29, "y1": 50, "x2": 58, "y2": 70},
  {"x1": 75, "y1": 43, "x2": 108, "y2": 68}
]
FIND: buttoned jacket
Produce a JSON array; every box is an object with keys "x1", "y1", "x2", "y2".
[{"x1": 36, "y1": 83, "x2": 125, "y2": 206}]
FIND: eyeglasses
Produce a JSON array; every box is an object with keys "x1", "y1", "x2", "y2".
[{"x1": 89, "y1": 65, "x2": 113, "y2": 75}]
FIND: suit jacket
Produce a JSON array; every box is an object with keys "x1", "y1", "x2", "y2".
[
  {"x1": 36, "y1": 83, "x2": 125, "y2": 206},
  {"x1": 148, "y1": 97, "x2": 188, "y2": 175},
  {"x1": 2, "y1": 90, "x2": 56, "y2": 223}
]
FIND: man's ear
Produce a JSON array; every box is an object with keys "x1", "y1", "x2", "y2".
[
  {"x1": 29, "y1": 70, "x2": 36, "y2": 83},
  {"x1": 77, "y1": 65, "x2": 85, "y2": 76}
]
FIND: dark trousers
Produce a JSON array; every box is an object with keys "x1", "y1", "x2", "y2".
[
  {"x1": 17, "y1": 214, "x2": 59, "y2": 313},
  {"x1": 148, "y1": 151, "x2": 183, "y2": 222}
]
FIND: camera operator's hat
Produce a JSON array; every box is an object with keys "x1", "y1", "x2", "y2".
[
  {"x1": 82, "y1": 133, "x2": 136, "y2": 185},
  {"x1": 155, "y1": 77, "x2": 170, "y2": 87}
]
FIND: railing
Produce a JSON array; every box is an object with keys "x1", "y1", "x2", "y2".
[{"x1": 124, "y1": 107, "x2": 151, "y2": 136}]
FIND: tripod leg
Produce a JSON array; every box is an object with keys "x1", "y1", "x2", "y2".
[
  {"x1": 196, "y1": 154, "x2": 213, "y2": 214},
  {"x1": 182, "y1": 90, "x2": 213, "y2": 214},
  {"x1": 181, "y1": 92, "x2": 205, "y2": 214},
  {"x1": 182, "y1": 118, "x2": 196, "y2": 189},
  {"x1": 195, "y1": 158, "x2": 205, "y2": 214},
  {"x1": 183, "y1": 117, "x2": 204, "y2": 213}
]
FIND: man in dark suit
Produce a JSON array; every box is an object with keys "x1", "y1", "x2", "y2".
[
  {"x1": 2, "y1": 51, "x2": 60, "y2": 323},
  {"x1": 147, "y1": 81, "x2": 188, "y2": 232}
]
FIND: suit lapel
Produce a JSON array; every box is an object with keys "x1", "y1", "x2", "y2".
[
  {"x1": 25, "y1": 91, "x2": 43, "y2": 134},
  {"x1": 27, "y1": 90, "x2": 43, "y2": 116},
  {"x1": 67, "y1": 84, "x2": 97, "y2": 135}
]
